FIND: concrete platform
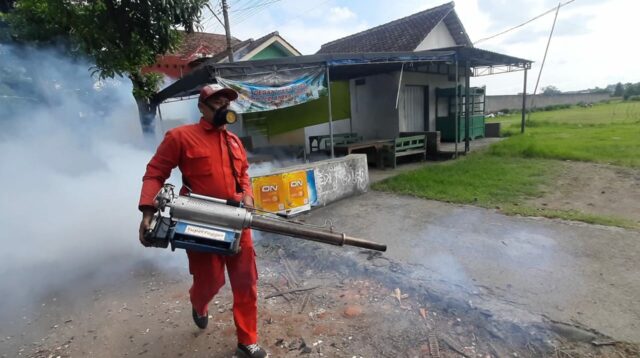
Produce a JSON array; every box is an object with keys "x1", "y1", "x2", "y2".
[
  {"x1": 438, "y1": 137, "x2": 503, "y2": 155},
  {"x1": 368, "y1": 137, "x2": 504, "y2": 183}
]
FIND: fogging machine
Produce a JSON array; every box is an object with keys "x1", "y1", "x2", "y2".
[{"x1": 145, "y1": 184, "x2": 386, "y2": 255}]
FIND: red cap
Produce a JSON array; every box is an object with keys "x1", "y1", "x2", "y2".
[{"x1": 199, "y1": 84, "x2": 239, "y2": 102}]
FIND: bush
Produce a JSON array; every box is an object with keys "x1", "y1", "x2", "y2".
[
  {"x1": 538, "y1": 104, "x2": 572, "y2": 112},
  {"x1": 628, "y1": 95, "x2": 640, "y2": 102}
]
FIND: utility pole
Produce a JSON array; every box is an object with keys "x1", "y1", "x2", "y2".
[{"x1": 221, "y1": 0, "x2": 234, "y2": 63}]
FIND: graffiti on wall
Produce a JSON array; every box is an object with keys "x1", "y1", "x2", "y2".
[{"x1": 313, "y1": 157, "x2": 368, "y2": 205}]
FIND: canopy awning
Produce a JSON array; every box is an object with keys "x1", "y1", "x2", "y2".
[{"x1": 152, "y1": 47, "x2": 532, "y2": 105}]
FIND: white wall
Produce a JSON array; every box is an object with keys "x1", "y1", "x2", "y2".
[
  {"x1": 400, "y1": 71, "x2": 463, "y2": 131},
  {"x1": 414, "y1": 21, "x2": 457, "y2": 51},
  {"x1": 486, "y1": 93, "x2": 611, "y2": 112},
  {"x1": 349, "y1": 72, "x2": 400, "y2": 140}
]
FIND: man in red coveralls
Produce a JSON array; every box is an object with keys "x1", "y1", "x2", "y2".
[{"x1": 138, "y1": 84, "x2": 268, "y2": 358}]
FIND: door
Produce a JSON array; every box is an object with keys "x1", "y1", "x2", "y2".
[{"x1": 400, "y1": 85, "x2": 425, "y2": 132}]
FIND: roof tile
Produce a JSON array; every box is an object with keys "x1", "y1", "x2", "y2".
[
  {"x1": 173, "y1": 32, "x2": 241, "y2": 58},
  {"x1": 317, "y1": 2, "x2": 470, "y2": 54}
]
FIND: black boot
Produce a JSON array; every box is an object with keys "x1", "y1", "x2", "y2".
[
  {"x1": 191, "y1": 307, "x2": 208, "y2": 329},
  {"x1": 236, "y1": 343, "x2": 269, "y2": 358}
]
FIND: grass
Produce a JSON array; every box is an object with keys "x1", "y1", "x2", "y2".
[
  {"x1": 488, "y1": 122, "x2": 640, "y2": 167},
  {"x1": 372, "y1": 154, "x2": 558, "y2": 207},
  {"x1": 502, "y1": 206, "x2": 639, "y2": 230},
  {"x1": 490, "y1": 102, "x2": 640, "y2": 168},
  {"x1": 374, "y1": 100, "x2": 640, "y2": 229},
  {"x1": 497, "y1": 100, "x2": 640, "y2": 130}
]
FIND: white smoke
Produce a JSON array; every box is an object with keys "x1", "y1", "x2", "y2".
[{"x1": 0, "y1": 44, "x2": 186, "y2": 320}]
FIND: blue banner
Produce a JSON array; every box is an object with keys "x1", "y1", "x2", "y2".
[{"x1": 216, "y1": 67, "x2": 326, "y2": 113}]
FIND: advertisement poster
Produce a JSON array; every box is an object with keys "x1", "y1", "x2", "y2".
[{"x1": 216, "y1": 68, "x2": 326, "y2": 113}]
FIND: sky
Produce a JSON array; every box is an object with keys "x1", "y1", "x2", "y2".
[{"x1": 203, "y1": 0, "x2": 639, "y2": 95}]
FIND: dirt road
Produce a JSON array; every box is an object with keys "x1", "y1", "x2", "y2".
[
  {"x1": 307, "y1": 191, "x2": 640, "y2": 343},
  {"x1": 2, "y1": 191, "x2": 639, "y2": 357}
]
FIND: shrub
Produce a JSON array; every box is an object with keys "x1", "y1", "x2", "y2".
[{"x1": 540, "y1": 104, "x2": 572, "y2": 111}]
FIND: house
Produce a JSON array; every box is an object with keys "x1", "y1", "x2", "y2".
[
  {"x1": 143, "y1": 31, "x2": 300, "y2": 79},
  {"x1": 317, "y1": 2, "x2": 471, "y2": 54},
  {"x1": 244, "y1": 1, "x2": 501, "y2": 152},
  {"x1": 314, "y1": 1, "x2": 480, "y2": 143},
  {"x1": 154, "y1": 2, "x2": 531, "y2": 159}
]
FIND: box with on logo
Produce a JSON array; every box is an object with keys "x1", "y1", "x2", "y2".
[
  {"x1": 251, "y1": 174, "x2": 285, "y2": 213},
  {"x1": 282, "y1": 170, "x2": 311, "y2": 216}
]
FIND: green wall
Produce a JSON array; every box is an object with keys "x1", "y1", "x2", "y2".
[
  {"x1": 250, "y1": 44, "x2": 290, "y2": 60},
  {"x1": 243, "y1": 81, "x2": 351, "y2": 136}
]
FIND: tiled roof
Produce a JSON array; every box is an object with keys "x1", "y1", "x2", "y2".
[
  {"x1": 190, "y1": 31, "x2": 300, "y2": 66},
  {"x1": 317, "y1": 2, "x2": 472, "y2": 54},
  {"x1": 173, "y1": 31, "x2": 241, "y2": 58}
]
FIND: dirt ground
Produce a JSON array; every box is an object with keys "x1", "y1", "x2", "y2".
[
  {"x1": 2, "y1": 238, "x2": 639, "y2": 358},
  {"x1": 2, "y1": 191, "x2": 640, "y2": 358},
  {"x1": 527, "y1": 161, "x2": 640, "y2": 226}
]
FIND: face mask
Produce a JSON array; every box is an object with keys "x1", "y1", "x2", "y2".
[{"x1": 212, "y1": 106, "x2": 238, "y2": 127}]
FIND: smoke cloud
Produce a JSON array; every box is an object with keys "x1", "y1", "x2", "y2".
[
  {"x1": 0, "y1": 43, "x2": 309, "y2": 326},
  {"x1": 0, "y1": 44, "x2": 186, "y2": 322}
]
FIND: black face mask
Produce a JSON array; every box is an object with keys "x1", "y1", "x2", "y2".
[{"x1": 207, "y1": 103, "x2": 238, "y2": 127}]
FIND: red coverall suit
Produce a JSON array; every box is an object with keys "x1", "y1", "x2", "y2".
[{"x1": 139, "y1": 118, "x2": 258, "y2": 345}]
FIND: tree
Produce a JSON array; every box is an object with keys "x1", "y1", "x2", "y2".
[
  {"x1": 621, "y1": 82, "x2": 640, "y2": 100},
  {"x1": 613, "y1": 83, "x2": 624, "y2": 97},
  {"x1": 541, "y1": 85, "x2": 562, "y2": 96},
  {"x1": 0, "y1": 0, "x2": 15, "y2": 13},
  {"x1": 2, "y1": 0, "x2": 208, "y2": 134}
]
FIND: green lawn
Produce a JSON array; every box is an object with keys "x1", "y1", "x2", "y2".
[
  {"x1": 488, "y1": 122, "x2": 640, "y2": 167},
  {"x1": 373, "y1": 100, "x2": 640, "y2": 228},
  {"x1": 373, "y1": 155, "x2": 557, "y2": 207},
  {"x1": 490, "y1": 102, "x2": 640, "y2": 168},
  {"x1": 497, "y1": 100, "x2": 640, "y2": 130}
]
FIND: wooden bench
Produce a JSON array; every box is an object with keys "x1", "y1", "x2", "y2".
[
  {"x1": 399, "y1": 131, "x2": 439, "y2": 158},
  {"x1": 381, "y1": 134, "x2": 427, "y2": 169},
  {"x1": 309, "y1": 133, "x2": 362, "y2": 152}
]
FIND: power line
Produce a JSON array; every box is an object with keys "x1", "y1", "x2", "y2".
[
  {"x1": 230, "y1": 0, "x2": 330, "y2": 32},
  {"x1": 226, "y1": 0, "x2": 263, "y2": 23},
  {"x1": 473, "y1": 0, "x2": 576, "y2": 45},
  {"x1": 285, "y1": 0, "x2": 333, "y2": 23},
  {"x1": 204, "y1": 1, "x2": 225, "y2": 27},
  {"x1": 235, "y1": 0, "x2": 262, "y2": 8},
  {"x1": 231, "y1": 0, "x2": 279, "y2": 13},
  {"x1": 230, "y1": 0, "x2": 264, "y2": 16},
  {"x1": 527, "y1": 1, "x2": 562, "y2": 127},
  {"x1": 229, "y1": 0, "x2": 249, "y2": 7},
  {"x1": 200, "y1": 0, "x2": 223, "y2": 30},
  {"x1": 233, "y1": 0, "x2": 283, "y2": 25}
]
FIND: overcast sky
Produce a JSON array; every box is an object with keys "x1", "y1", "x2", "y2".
[{"x1": 203, "y1": 0, "x2": 638, "y2": 95}]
